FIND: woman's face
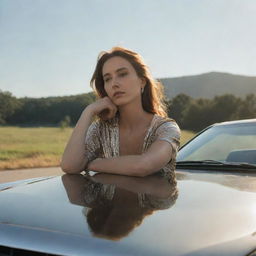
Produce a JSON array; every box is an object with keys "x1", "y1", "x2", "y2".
[{"x1": 102, "y1": 56, "x2": 145, "y2": 106}]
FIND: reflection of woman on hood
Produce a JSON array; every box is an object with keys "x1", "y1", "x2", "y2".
[{"x1": 62, "y1": 172, "x2": 178, "y2": 241}]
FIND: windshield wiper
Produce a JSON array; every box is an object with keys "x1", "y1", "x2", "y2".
[{"x1": 176, "y1": 160, "x2": 256, "y2": 170}]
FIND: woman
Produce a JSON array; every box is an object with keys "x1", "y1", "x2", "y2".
[{"x1": 61, "y1": 46, "x2": 180, "y2": 177}]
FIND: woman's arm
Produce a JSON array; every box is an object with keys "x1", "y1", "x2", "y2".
[
  {"x1": 88, "y1": 155, "x2": 145, "y2": 176},
  {"x1": 88, "y1": 120, "x2": 180, "y2": 177},
  {"x1": 61, "y1": 97, "x2": 117, "y2": 174},
  {"x1": 87, "y1": 140, "x2": 173, "y2": 177},
  {"x1": 60, "y1": 107, "x2": 94, "y2": 173}
]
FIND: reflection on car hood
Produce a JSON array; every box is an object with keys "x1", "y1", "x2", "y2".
[{"x1": 0, "y1": 171, "x2": 256, "y2": 256}]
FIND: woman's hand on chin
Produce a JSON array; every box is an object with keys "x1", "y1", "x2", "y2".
[{"x1": 86, "y1": 97, "x2": 117, "y2": 120}]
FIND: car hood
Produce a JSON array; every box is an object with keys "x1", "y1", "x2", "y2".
[{"x1": 0, "y1": 170, "x2": 256, "y2": 256}]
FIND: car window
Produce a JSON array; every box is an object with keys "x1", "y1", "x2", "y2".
[{"x1": 177, "y1": 124, "x2": 256, "y2": 164}]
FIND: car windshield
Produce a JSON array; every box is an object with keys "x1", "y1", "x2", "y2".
[{"x1": 177, "y1": 122, "x2": 256, "y2": 168}]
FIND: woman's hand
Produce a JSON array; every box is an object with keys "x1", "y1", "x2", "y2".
[
  {"x1": 87, "y1": 158, "x2": 103, "y2": 170},
  {"x1": 86, "y1": 97, "x2": 118, "y2": 120}
]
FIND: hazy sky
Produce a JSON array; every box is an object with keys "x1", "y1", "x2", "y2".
[{"x1": 0, "y1": 0, "x2": 255, "y2": 98}]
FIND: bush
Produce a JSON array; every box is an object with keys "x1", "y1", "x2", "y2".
[{"x1": 59, "y1": 115, "x2": 71, "y2": 130}]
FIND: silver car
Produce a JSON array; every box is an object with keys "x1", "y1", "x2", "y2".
[{"x1": 0, "y1": 119, "x2": 256, "y2": 256}]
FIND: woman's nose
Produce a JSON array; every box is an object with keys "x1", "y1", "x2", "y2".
[{"x1": 111, "y1": 77, "x2": 120, "y2": 88}]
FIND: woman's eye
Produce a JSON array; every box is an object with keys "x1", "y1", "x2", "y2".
[
  {"x1": 119, "y1": 72, "x2": 127, "y2": 77},
  {"x1": 104, "y1": 72, "x2": 127, "y2": 83}
]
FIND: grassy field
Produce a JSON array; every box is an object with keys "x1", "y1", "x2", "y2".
[{"x1": 0, "y1": 127, "x2": 195, "y2": 170}]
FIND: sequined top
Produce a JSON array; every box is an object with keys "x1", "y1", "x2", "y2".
[{"x1": 84, "y1": 114, "x2": 181, "y2": 176}]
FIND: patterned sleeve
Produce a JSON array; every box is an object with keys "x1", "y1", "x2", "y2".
[
  {"x1": 85, "y1": 121, "x2": 102, "y2": 163},
  {"x1": 155, "y1": 121, "x2": 181, "y2": 155}
]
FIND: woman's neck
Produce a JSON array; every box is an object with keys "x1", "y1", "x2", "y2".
[{"x1": 118, "y1": 103, "x2": 154, "y2": 131}]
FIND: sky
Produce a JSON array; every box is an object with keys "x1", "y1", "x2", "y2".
[{"x1": 0, "y1": 0, "x2": 255, "y2": 98}]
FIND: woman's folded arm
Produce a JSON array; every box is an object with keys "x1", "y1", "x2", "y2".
[{"x1": 87, "y1": 140, "x2": 174, "y2": 177}]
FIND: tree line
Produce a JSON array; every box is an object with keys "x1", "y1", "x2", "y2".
[
  {"x1": 0, "y1": 90, "x2": 255, "y2": 131},
  {"x1": 168, "y1": 93, "x2": 256, "y2": 131}
]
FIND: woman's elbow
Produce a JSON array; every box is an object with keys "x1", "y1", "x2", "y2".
[
  {"x1": 60, "y1": 165, "x2": 81, "y2": 174},
  {"x1": 60, "y1": 160, "x2": 86, "y2": 174}
]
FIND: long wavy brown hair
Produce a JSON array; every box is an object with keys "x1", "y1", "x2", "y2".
[{"x1": 90, "y1": 46, "x2": 167, "y2": 117}]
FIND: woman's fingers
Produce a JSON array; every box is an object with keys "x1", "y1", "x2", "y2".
[
  {"x1": 101, "y1": 97, "x2": 117, "y2": 120},
  {"x1": 87, "y1": 96, "x2": 117, "y2": 120},
  {"x1": 107, "y1": 104, "x2": 117, "y2": 119},
  {"x1": 100, "y1": 104, "x2": 117, "y2": 120}
]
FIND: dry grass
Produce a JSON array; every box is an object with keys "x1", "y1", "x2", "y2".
[
  {"x1": 180, "y1": 130, "x2": 196, "y2": 146},
  {"x1": 0, "y1": 126, "x2": 72, "y2": 170},
  {"x1": 0, "y1": 126, "x2": 195, "y2": 170}
]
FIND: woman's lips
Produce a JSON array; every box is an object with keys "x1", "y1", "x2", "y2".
[{"x1": 113, "y1": 92, "x2": 125, "y2": 97}]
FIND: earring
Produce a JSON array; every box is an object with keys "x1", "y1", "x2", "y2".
[{"x1": 141, "y1": 87, "x2": 144, "y2": 93}]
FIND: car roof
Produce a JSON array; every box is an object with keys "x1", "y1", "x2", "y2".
[{"x1": 214, "y1": 118, "x2": 256, "y2": 127}]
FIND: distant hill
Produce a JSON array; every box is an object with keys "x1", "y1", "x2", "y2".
[{"x1": 159, "y1": 72, "x2": 256, "y2": 99}]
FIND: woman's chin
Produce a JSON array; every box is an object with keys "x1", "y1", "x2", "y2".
[{"x1": 112, "y1": 98, "x2": 127, "y2": 106}]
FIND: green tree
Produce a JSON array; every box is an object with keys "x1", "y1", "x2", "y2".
[
  {"x1": 209, "y1": 94, "x2": 241, "y2": 123},
  {"x1": 234, "y1": 94, "x2": 256, "y2": 119},
  {"x1": 168, "y1": 94, "x2": 192, "y2": 127},
  {"x1": 0, "y1": 90, "x2": 21, "y2": 124},
  {"x1": 182, "y1": 98, "x2": 212, "y2": 131},
  {"x1": 59, "y1": 115, "x2": 71, "y2": 130},
  {"x1": 7, "y1": 92, "x2": 96, "y2": 126}
]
